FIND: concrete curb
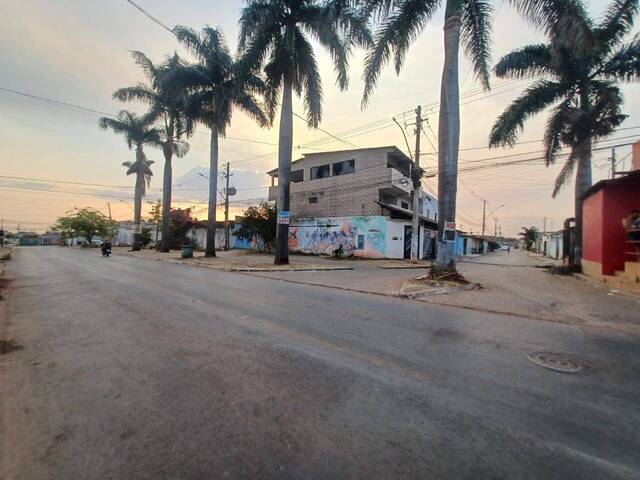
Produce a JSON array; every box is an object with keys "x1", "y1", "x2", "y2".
[
  {"x1": 115, "y1": 250, "x2": 640, "y2": 334},
  {"x1": 114, "y1": 251, "x2": 354, "y2": 272}
]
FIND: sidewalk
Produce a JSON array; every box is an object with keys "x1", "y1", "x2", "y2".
[
  {"x1": 420, "y1": 250, "x2": 640, "y2": 331},
  {"x1": 113, "y1": 247, "x2": 640, "y2": 332}
]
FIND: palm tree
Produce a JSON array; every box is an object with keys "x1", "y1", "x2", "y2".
[
  {"x1": 173, "y1": 26, "x2": 269, "y2": 257},
  {"x1": 489, "y1": 0, "x2": 639, "y2": 267},
  {"x1": 98, "y1": 110, "x2": 161, "y2": 251},
  {"x1": 238, "y1": 0, "x2": 372, "y2": 264},
  {"x1": 114, "y1": 52, "x2": 193, "y2": 252},
  {"x1": 519, "y1": 226, "x2": 538, "y2": 252},
  {"x1": 359, "y1": 0, "x2": 493, "y2": 270}
]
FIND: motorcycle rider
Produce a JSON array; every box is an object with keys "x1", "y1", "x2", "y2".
[{"x1": 101, "y1": 239, "x2": 112, "y2": 256}]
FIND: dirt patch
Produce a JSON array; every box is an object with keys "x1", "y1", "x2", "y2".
[{"x1": 1, "y1": 339, "x2": 23, "y2": 354}]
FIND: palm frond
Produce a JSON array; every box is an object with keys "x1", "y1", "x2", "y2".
[
  {"x1": 542, "y1": 99, "x2": 573, "y2": 166},
  {"x1": 489, "y1": 80, "x2": 569, "y2": 147},
  {"x1": 130, "y1": 51, "x2": 159, "y2": 84},
  {"x1": 595, "y1": 0, "x2": 639, "y2": 48},
  {"x1": 113, "y1": 84, "x2": 157, "y2": 105},
  {"x1": 509, "y1": 0, "x2": 594, "y2": 45},
  {"x1": 361, "y1": 0, "x2": 439, "y2": 108},
  {"x1": 494, "y1": 44, "x2": 553, "y2": 79},
  {"x1": 600, "y1": 36, "x2": 640, "y2": 80},
  {"x1": 552, "y1": 148, "x2": 578, "y2": 197},
  {"x1": 295, "y1": 29, "x2": 323, "y2": 127},
  {"x1": 461, "y1": 0, "x2": 493, "y2": 90}
]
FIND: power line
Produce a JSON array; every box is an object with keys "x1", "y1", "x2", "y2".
[{"x1": 124, "y1": 0, "x2": 175, "y2": 34}]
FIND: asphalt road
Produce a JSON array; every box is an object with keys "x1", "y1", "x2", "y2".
[{"x1": 2, "y1": 247, "x2": 640, "y2": 479}]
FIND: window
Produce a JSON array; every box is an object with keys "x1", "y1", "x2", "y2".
[
  {"x1": 309, "y1": 197, "x2": 318, "y2": 204},
  {"x1": 357, "y1": 234, "x2": 365, "y2": 250},
  {"x1": 310, "y1": 164, "x2": 330, "y2": 180},
  {"x1": 401, "y1": 201, "x2": 409, "y2": 210},
  {"x1": 291, "y1": 170, "x2": 304, "y2": 183},
  {"x1": 332, "y1": 159, "x2": 355, "y2": 176}
]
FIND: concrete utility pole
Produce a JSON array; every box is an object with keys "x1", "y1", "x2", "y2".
[
  {"x1": 481, "y1": 199, "x2": 487, "y2": 238},
  {"x1": 107, "y1": 202, "x2": 113, "y2": 241},
  {"x1": 611, "y1": 147, "x2": 616, "y2": 179},
  {"x1": 494, "y1": 217, "x2": 498, "y2": 237},
  {"x1": 411, "y1": 105, "x2": 422, "y2": 262},
  {"x1": 223, "y1": 162, "x2": 231, "y2": 251}
]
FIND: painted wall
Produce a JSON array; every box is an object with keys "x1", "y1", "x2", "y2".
[
  {"x1": 583, "y1": 182, "x2": 640, "y2": 275},
  {"x1": 288, "y1": 216, "x2": 408, "y2": 258},
  {"x1": 582, "y1": 190, "x2": 604, "y2": 268},
  {"x1": 602, "y1": 184, "x2": 640, "y2": 274},
  {"x1": 189, "y1": 227, "x2": 236, "y2": 251}
]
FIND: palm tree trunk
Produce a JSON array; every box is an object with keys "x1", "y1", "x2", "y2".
[
  {"x1": 205, "y1": 128, "x2": 219, "y2": 257},
  {"x1": 132, "y1": 149, "x2": 144, "y2": 251},
  {"x1": 436, "y1": 7, "x2": 462, "y2": 269},
  {"x1": 573, "y1": 86, "x2": 592, "y2": 268},
  {"x1": 160, "y1": 143, "x2": 173, "y2": 252},
  {"x1": 274, "y1": 75, "x2": 293, "y2": 265},
  {"x1": 573, "y1": 139, "x2": 592, "y2": 267}
]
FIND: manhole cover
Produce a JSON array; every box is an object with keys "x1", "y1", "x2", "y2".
[{"x1": 526, "y1": 352, "x2": 583, "y2": 373}]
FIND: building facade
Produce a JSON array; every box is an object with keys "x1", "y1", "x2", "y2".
[{"x1": 267, "y1": 146, "x2": 438, "y2": 259}]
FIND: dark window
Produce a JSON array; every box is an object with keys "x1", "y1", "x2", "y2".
[
  {"x1": 332, "y1": 159, "x2": 355, "y2": 176},
  {"x1": 309, "y1": 197, "x2": 318, "y2": 204},
  {"x1": 291, "y1": 170, "x2": 304, "y2": 183},
  {"x1": 310, "y1": 164, "x2": 330, "y2": 180},
  {"x1": 357, "y1": 234, "x2": 365, "y2": 250},
  {"x1": 401, "y1": 201, "x2": 409, "y2": 209}
]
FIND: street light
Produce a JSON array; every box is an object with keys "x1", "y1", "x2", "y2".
[{"x1": 488, "y1": 204, "x2": 505, "y2": 218}]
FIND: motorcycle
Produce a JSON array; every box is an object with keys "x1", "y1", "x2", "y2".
[{"x1": 101, "y1": 242, "x2": 112, "y2": 257}]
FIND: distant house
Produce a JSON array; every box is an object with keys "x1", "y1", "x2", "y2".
[
  {"x1": 39, "y1": 232, "x2": 63, "y2": 246},
  {"x1": 267, "y1": 146, "x2": 438, "y2": 259},
  {"x1": 17, "y1": 232, "x2": 40, "y2": 246},
  {"x1": 542, "y1": 231, "x2": 563, "y2": 260},
  {"x1": 115, "y1": 221, "x2": 159, "y2": 247}
]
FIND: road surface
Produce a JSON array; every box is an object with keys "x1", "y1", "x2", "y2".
[{"x1": 2, "y1": 247, "x2": 640, "y2": 479}]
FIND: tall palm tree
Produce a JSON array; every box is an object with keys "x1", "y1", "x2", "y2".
[
  {"x1": 238, "y1": 0, "x2": 372, "y2": 264},
  {"x1": 173, "y1": 26, "x2": 270, "y2": 257},
  {"x1": 360, "y1": 0, "x2": 493, "y2": 269},
  {"x1": 114, "y1": 52, "x2": 193, "y2": 252},
  {"x1": 489, "y1": 0, "x2": 639, "y2": 267},
  {"x1": 98, "y1": 110, "x2": 161, "y2": 250}
]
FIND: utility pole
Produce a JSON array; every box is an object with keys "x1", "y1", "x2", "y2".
[
  {"x1": 543, "y1": 216, "x2": 547, "y2": 234},
  {"x1": 611, "y1": 147, "x2": 616, "y2": 179},
  {"x1": 494, "y1": 217, "x2": 498, "y2": 237},
  {"x1": 411, "y1": 105, "x2": 422, "y2": 262},
  {"x1": 481, "y1": 199, "x2": 487, "y2": 237},
  {"x1": 223, "y1": 162, "x2": 231, "y2": 250},
  {"x1": 107, "y1": 202, "x2": 113, "y2": 241}
]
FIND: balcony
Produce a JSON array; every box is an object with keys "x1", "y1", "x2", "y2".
[{"x1": 378, "y1": 168, "x2": 412, "y2": 196}]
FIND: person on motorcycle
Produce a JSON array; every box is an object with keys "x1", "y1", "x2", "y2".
[{"x1": 101, "y1": 240, "x2": 112, "y2": 256}]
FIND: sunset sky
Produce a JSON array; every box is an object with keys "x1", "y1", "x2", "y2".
[{"x1": 1, "y1": 0, "x2": 639, "y2": 236}]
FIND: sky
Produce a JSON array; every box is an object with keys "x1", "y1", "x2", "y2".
[{"x1": 1, "y1": 0, "x2": 639, "y2": 237}]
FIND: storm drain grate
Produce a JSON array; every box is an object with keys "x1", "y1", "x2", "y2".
[{"x1": 526, "y1": 352, "x2": 583, "y2": 373}]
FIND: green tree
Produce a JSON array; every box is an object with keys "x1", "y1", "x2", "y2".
[
  {"x1": 173, "y1": 25, "x2": 269, "y2": 257},
  {"x1": 169, "y1": 207, "x2": 197, "y2": 250},
  {"x1": 359, "y1": 0, "x2": 493, "y2": 270},
  {"x1": 140, "y1": 227, "x2": 153, "y2": 248},
  {"x1": 238, "y1": 0, "x2": 372, "y2": 264},
  {"x1": 54, "y1": 208, "x2": 117, "y2": 246},
  {"x1": 98, "y1": 110, "x2": 161, "y2": 251},
  {"x1": 489, "y1": 0, "x2": 640, "y2": 267},
  {"x1": 236, "y1": 202, "x2": 277, "y2": 253},
  {"x1": 114, "y1": 52, "x2": 193, "y2": 252}
]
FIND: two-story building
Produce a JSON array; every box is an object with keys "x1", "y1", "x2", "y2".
[{"x1": 267, "y1": 146, "x2": 438, "y2": 259}]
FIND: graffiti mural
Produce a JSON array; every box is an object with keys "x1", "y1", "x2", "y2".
[{"x1": 289, "y1": 216, "x2": 388, "y2": 257}]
